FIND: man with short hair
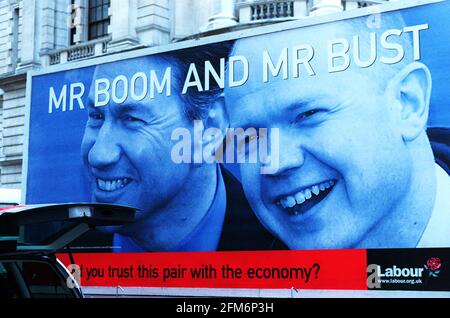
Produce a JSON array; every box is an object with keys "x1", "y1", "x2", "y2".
[
  {"x1": 81, "y1": 46, "x2": 279, "y2": 252},
  {"x1": 223, "y1": 13, "x2": 450, "y2": 249}
]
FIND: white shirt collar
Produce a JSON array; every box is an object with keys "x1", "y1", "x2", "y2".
[{"x1": 417, "y1": 164, "x2": 450, "y2": 247}]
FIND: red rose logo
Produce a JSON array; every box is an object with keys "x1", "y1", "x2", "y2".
[
  {"x1": 427, "y1": 257, "x2": 441, "y2": 271},
  {"x1": 424, "y1": 257, "x2": 442, "y2": 277}
]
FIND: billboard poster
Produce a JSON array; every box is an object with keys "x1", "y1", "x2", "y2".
[{"x1": 25, "y1": 0, "x2": 450, "y2": 292}]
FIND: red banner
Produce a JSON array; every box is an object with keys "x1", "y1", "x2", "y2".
[{"x1": 57, "y1": 249, "x2": 367, "y2": 290}]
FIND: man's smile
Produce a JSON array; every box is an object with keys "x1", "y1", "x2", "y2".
[
  {"x1": 96, "y1": 177, "x2": 133, "y2": 192},
  {"x1": 275, "y1": 179, "x2": 337, "y2": 216}
]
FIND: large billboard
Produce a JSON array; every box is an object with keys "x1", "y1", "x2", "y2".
[{"x1": 25, "y1": 0, "x2": 450, "y2": 292}]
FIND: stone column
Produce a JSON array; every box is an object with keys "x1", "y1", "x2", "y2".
[
  {"x1": 202, "y1": 0, "x2": 237, "y2": 31},
  {"x1": 72, "y1": 0, "x2": 88, "y2": 44},
  {"x1": 293, "y1": 0, "x2": 308, "y2": 17},
  {"x1": 310, "y1": 0, "x2": 344, "y2": 16},
  {"x1": 345, "y1": 0, "x2": 360, "y2": 11},
  {"x1": 108, "y1": 0, "x2": 139, "y2": 52},
  {"x1": 16, "y1": 0, "x2": 41, "y2": 71},
  {"x1": 39, "y1": 0, "x2": 56, "y2": 52},
  {"x1": 238, "y1": 1, "x2": 252, "y2": 23}
]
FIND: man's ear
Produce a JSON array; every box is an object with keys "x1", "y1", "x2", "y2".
[
  {"x1": 385, "y1": 62, "x2": 432, "y2": 141},
  {"x1": 202, "y1": 95, "x2": 229, "y2": 160}
]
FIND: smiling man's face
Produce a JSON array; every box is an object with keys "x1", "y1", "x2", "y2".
[
  {"x1": 225, "y1": 25, "x2": 414, "y2": 249},
  {"x1": 81, "y1": 57, "x2": 193, "y2": 223}
]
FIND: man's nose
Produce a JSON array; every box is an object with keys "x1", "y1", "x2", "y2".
[
  {"x1": 270, "y1": 131, "x2": 305, "y2": 176},
  {"x1": 88, "y1": 123, "x2": 121, "y2": 168}
]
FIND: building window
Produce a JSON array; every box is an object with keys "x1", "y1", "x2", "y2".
[
  {"x1": 69, "y1": 0, "x2": 78, "y2": 45},
  {"x1": 11, "y1": 7, "x2": 19, "y2": 69},
  {"x1": 88, "y1": 0, "x2": 110, "y2": 40}
]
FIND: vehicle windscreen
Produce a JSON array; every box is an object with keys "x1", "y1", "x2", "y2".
[{"x1": 0, "y1": 260, "x2": 75, "y2": 298}]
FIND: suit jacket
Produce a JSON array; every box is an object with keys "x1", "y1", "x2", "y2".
[
  {"x1": 217, "y1": 166, "x2": 286, "y2": 251},
  {"x1": 428, "y1": 127, "x2": 450, "y2": 174}
]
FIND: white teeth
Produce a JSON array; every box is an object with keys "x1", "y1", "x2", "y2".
[
  {"x1": 280, "y1": 198, "x2": 289, "y2": 209},
  {"x1": 304, "y1": 189, "x2": 312, "y2": 199},
  {"x1": 97, "y1": 178, "x2": 131, "y2": 192},
  {"x1": 312, "y1": 185, "x2": 320, "y2": 196},
  {"x1": 286, "y1": 196, "x2": 296, "y2": 208},
  {"x1": 278, "y1": 180, "x2": 336, "y2": 211},
  {"x1": 295, "y1": 192, "x2": 306, "y2": 204}
]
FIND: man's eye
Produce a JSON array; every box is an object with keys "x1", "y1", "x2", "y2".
[
  {"x1": 245, "y1": 134, "x2": 258, "y2": 144},
  {"x1": 123, "y1": 115, "x2": 147, "y2": 126},
  {"x1": 89, "y1": 112, "x2": 104, "y2": 120},
  {"x1": 237, "y1": 133, "x2": 259, "y2": 154},
  {"x1": 294, "y1": 109, "x2": 322, "y2": 123},
  {"x1": 238, "y1": 133, "x2": 259, "y2": 146},
  {"x1": 125, "y1": 116, "x2": 143, "y2": 123}
]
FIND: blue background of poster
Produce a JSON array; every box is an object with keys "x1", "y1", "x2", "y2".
[{"x1": 28, "y1": 66, "x2": 94, "y2": 203}]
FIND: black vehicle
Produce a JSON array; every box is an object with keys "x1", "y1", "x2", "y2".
[{"x1": 0, "y1": 203, "x2": 136, "y2": 298}]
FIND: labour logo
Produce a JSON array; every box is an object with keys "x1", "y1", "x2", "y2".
[{"x1": 424, "y1": 257, "x2": 441, "y2": 278}]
